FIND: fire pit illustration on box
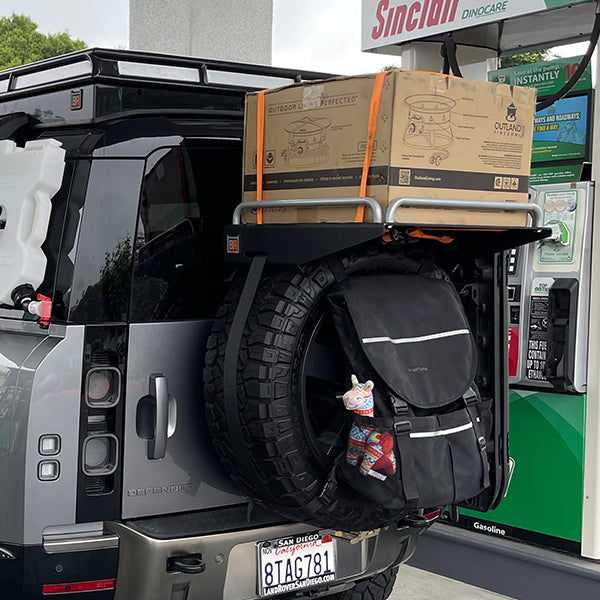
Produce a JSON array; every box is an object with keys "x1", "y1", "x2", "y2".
[
  {"x1": 283, "y1": 116, "x2": 331, "y2": 166},
  {"x1": 404, "y1": 95, "x2": 456, "y2": 166}
]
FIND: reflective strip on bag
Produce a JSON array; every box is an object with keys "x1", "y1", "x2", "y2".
[
  {"x1": 362, "y1": 329, "x2": 470, "y2": 345},
  {"x1": 409, "y1": 422, "x2": 473, "y2": 439}
]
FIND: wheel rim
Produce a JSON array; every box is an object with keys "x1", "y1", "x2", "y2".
[{"x1": 299, "y1": 311, "x2": 349, "y2": 472}]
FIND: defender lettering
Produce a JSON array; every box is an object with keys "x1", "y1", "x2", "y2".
[{"x1": 127, "y1": 484, "x2": 194, "y2": 496}]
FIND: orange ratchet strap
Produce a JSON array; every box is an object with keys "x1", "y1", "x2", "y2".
[
  {"x1": 256, "y1": 90, "x2": 266, "y2": 224},
  {"x1": 409, "y1": 230, "x2": 454, "y2": 244},
  {"x1": 356, "y1": 71, "x2": 386, "y2": 223}
]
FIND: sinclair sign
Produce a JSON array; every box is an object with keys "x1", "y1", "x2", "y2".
[{"x1": 362, "y1": 0, "x2": 591, "y2": 50}]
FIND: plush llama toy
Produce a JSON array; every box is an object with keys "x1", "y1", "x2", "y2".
[{"x1": 342, "y1": 375, "x2": 396, "y2": 481}]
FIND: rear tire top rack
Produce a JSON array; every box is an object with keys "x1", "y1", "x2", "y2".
[
  {"x1": 226, "y1": 197, "x2": 550, "y2": 265},
  {"x1": 233, "y1": 196, "x2": 544, "y2": 228}
]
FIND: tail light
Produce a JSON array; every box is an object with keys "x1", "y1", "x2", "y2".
[
  {"x1": 43, "y1": 579, "x2": 116, "y2": 594},
  {"x1": 85, "y1": 367, "x2": 121, "y2": 408},
  {"x1": 82, "y1": 433, "x2": 119, "y2": 476},
  {"x1": 77, "y1": 335, "x2": 126, "y2": 522}
]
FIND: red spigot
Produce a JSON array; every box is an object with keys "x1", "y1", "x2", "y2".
[{"x1": 37, "y1": 294, "x2": 52, "y2": 328}]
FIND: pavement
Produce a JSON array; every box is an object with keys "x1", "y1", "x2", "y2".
[{"x1": 389, "y1": 565, "x2": 516, "y2": 600}]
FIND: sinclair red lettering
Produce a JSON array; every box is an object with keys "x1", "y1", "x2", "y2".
[
  {"x1": 427, "y1": 0, "x2": 445, "y2": 25},
  {"x1": 406, "y1": 1, "x2": 420, "y2": 30},
  {"x1": 392, "y1": 5, "x2": 407, "y2": 33},
  {"x1": 419, "y1": 0, "x2": 430, "y2": 28},
  {"x1": 372, "y1": 0, "x2": 389, "y2": 39},
  {"x1": 384, "y1": 6, "x2": 397, "y2": 36},
  {"x1": 370, "y1": 0, "x2": 460, "y2": 39}
]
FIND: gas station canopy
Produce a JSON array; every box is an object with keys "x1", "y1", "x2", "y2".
[{"x1": 362, "y1": 0, "x2": 597, "y2": 55}]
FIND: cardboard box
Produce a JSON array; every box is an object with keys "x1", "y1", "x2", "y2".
[{"x1": 242, "y1": 70, "x2": 537, "y2": 227}]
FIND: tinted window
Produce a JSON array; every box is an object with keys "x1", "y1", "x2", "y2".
[
  {"x1": 96, "y1": 85, "x2": 243, "y2": 118},
  {"x1": 68, "y1": 160, "x2": 143, "y2": 323},
  {"x1": 131, "y1": 141, "x2": 241, "y2": 322}
]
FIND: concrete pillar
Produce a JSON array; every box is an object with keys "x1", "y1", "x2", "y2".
[{"x1": 129, "y1": 0, "x2": 273, "y2": 65}]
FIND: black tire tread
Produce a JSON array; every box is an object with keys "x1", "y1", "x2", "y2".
[
  {"x1": 328, "y1": 566, "x2": 399, "y2": 600},
  {"x1": 203, "y1": 243, "x2": 432, "y2": 528}
]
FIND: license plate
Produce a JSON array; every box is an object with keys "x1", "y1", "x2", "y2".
[{"x1": 257, "y1": 531, "x2": 336, "y2": 597}]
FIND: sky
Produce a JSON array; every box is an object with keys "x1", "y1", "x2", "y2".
[
  {"x1": 0, "y1": 0, "x2": 590, "y2": 75},
  {"x1": 0, "y1": 0, "x2": 396, "y2": 74},
  {"x1": 0, "y1": 0, "x2": 129, "y2": 50}
]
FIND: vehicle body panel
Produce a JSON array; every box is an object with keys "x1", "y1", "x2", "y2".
[
  {"x1": 0, "y1": 324, "x2": 83, "y2": 545},
  {"x1": 123, "y1": 320, "x2": 243, "y2": 518}
]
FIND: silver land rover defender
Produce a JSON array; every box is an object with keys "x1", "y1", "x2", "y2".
[{"x1": 0, "y1": 48, "x2": 532, "y2": 600}]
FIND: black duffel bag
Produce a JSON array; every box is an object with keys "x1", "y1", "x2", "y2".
[{"x1": 328, "y1": 271, "x2": 491, "y2": 512}]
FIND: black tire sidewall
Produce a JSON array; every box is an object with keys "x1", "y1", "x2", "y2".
[{"x1": 204, "y1": 243, "x2": 437, "y2": 528}]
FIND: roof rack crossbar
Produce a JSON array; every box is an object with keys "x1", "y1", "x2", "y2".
[{"x1": 0, "y1": 48, "x2": 333, "y2": 98}]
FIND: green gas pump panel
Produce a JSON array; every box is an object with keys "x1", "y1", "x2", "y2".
[
  {"x1": 361, "y1": 0, "x2": 600, "y2": 564},
  {"x1": 461, "y1": 182, "x2": 593, "y2": 552}
]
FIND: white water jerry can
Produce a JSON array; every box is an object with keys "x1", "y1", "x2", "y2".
[{"x1": 0, "y1": 138, "x2": 65, "y2": 305}]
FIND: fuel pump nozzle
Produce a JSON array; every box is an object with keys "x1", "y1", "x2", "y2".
[{"x1": 546, "y1": 221, "x2": 570, "y2": 246}]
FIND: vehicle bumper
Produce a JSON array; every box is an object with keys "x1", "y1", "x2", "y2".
[{"x1": 106, "y1": 519, "x2": 419, "y2": 600}]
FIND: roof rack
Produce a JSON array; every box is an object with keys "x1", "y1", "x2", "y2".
[{"x1": 0, "y1": 47, "x2": 334, "y2": 100}]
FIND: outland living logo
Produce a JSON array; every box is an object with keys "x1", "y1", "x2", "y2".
[{"x1": 493, "y1": 102, "x2": 526, "y2": 138}]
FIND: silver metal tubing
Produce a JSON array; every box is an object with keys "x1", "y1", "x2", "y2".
[
  {"x1": 43, "y1": 533, "x2": 120, "y2": 554},
  {"x1": 232, "y1": 197, "x2": 383, "y2": 224},
  {"x1": 385, "y1": 197, "x2": 544, "y2": 228}
]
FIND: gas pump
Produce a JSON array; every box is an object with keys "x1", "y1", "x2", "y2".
[
  {"x1": 510, "y1": 182, "x2": 593, "y2": 394},
  {"x1": 460, "y1": 180, "x2": 594, "y2": 552},
  {"x1": 454, "y1": 52, "x2": 597, "y2": 551},
  {"x1": 361, "y1": 0, "x2": 600, "y2": 571}
]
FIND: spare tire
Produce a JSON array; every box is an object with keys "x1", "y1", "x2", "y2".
[
  {"x1": 203, "y1": 242, "x2": 435, "y2": 530},
  {"x1": 328, "y1": 566, "x2": 399, "y2": 600}
]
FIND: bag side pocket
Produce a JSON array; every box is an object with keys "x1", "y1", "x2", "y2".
[
  {"x1": 338, "y1": 417, "x2": 406, "y2": 510},
  {"x1": 443, "y1": 407, "x2": 490, "y2": 502}
]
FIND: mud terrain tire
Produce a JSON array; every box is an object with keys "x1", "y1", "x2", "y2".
[
  {"x1": 330, "y1": 566, "x2": 399, "y2": 600},
  {"x1": 203, "y1": 243, "x2": 431, "y2": 529}
]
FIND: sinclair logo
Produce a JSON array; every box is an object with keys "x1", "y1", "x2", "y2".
[
  {"x1": 363, "y1": 0, "x2": 518, "y2": 48},
  {"x1": 370, "y1": 0, "x2": 460, "y2": 40}
]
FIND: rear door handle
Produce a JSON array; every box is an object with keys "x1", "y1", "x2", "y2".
[
  {"x1": 136, "y1": 373, "x2": 177, "y2": 460},
  {"x1": 149, "y1": 374, "x2": 169, "y2": 459}
]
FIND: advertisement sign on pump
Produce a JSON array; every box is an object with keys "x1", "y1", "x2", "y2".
[
  {"x1": 488, "y1": 57, "x2": 592, "y2": 96},
  {"x1": 362, "y1": 0, "x2": 591, "y2": 50},
  {"x1": 490, "y1": 58, "x2": 592, "y2": 166},
  {"x1": 489, "y1": 56, "x2": 592, "y2": 184}
]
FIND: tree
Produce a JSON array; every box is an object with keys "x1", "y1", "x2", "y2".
[
  {"x1": 0, "y1": 14, "x2": 86, "y2": 71},
  {"x1": 500, "y1": 49, "x2": 557, "y2": 68}
]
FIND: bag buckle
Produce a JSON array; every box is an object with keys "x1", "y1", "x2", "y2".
[
  {"x1": 464, "y1": 387, "x2": 479, "y2": 405},
  {"x1": 391, "y1": 395, "x2": 409, "y2": 416},
  {"x1": 394, "y1": 420, "x2": 411, "y2": 435},
  {"x1": 318, "y1": 479, "x2": 336, "y2": 504},
  {"x1": 478, "y1": 436, "x2": 487, "y2": 451}
]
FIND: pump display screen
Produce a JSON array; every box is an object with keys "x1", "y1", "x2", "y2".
[{"x1": 532, "y1": 93, "x2": 591, "y2": 164}]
